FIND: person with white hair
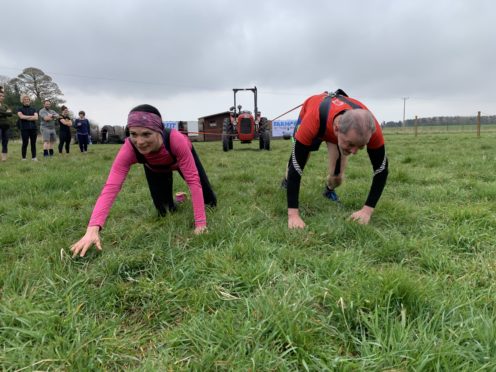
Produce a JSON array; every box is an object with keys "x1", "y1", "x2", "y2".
[
  {"x1": 17, "y1": 95, "x2": 39, "y2": 161},
  {"x1": 282, "y1": 89, "x2": 389, "y2": 229}
]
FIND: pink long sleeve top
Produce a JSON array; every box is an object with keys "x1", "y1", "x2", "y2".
[{"x1": 88, "y1": 130, "x2": 206, "y2": 228}]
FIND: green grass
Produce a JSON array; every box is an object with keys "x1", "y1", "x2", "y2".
[
  {"x1": 382, "y1": 123, "x2": 496, "y2": 136},
  {"x1": 0, "y1": 133, "x2": 495, "y2": 370}
]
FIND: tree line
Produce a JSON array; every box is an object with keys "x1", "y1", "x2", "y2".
[{"x1": 383, "y1": 115, "x2": 496, "y2": 128}]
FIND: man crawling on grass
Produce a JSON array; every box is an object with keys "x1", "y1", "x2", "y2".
[{"x1": 281, "y1": 89, "x2": 389, "y2": 229}]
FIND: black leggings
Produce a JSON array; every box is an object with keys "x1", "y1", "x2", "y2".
[
  {"x1": 0, "y1": 126, "x2": 9, "y2": 154},
  {"x1": 286, "y1": 140, "x2": 342, "y2": 208},
  {"x1": 144, "y1": 147, "x2": 217, "y2": 216},
  {"x1": 21, "y1": 129, "x2": 37, "y2": 159},
  {"x1": 77, "y1": 134, "x2": 88, "y2": 152},
  {"x1": 58, "y1": 131, "x2": 71, "y2": 153}
]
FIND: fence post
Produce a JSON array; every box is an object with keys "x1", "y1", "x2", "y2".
[
  {"x1": 477, "y1": 111, "x2": 481, "y2": 138},
  {"x1": 415, "y1": 115, "x2": 418, "y2": 137}
]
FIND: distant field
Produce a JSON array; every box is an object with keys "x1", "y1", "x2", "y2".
[
  {"x1": 382, "y1": 123, "x2": 496, "y2": 135},
  {"x1": 1, "y1": 132, "x2": 495, "y2": 370}
]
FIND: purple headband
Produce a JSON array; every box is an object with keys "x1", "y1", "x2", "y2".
[{"x1": 127, "y1": 111, "x2": 164, "y2": 133}]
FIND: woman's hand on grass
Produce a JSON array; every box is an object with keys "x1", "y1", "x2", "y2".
[
  {"x1": 194, "y1": 225, "x2": 208, "y2": 235},
  {"x1": 70, "y1": 226, "x2": 102, "y2": 257}
]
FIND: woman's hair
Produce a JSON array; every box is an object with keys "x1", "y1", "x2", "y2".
[
  {"x1": 130, "y1": 104, "x2": 162, "y2": 118},
  {"x1": 60, "y1": 105, "x2": 67, "y2": 111}
]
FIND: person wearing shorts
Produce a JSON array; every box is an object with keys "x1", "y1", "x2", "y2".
[{"x1": 39, "y1": 99, "x2": 59, "y2": 158}]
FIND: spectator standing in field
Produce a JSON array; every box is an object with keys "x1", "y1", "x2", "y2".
[
  {"x1": 282, "y1": 89, "x2": 389, "y2": 229},
  {"x1": 17, "y1": 95, "x2": 39, "y2": 161},
  {"x1": 70, "y1": 104, "x2": 217, "y2": 257},
  {"x1": 39, "y1": 99, "x2": 59, "y2": 158},
  {"x1": 0, "y1": 89, "x2": 13, "y2": 161},
  {"x1": 74, "y1": 110, "x2": 90, "y2": 153},
  {"x1": 58, "y1": 105, "x2": 72, "y2": 154}
]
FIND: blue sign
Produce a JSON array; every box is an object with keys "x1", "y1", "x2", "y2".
[
  {"x1": 272, "y1": 119, "x2": 297, "y2": 137},
  {"x1": 163, "y1": 121, "x2": 178, "y2": 129}
]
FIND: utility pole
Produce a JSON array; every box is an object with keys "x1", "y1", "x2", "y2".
[
  {"x1": 477, "y1": 111, "x2": 481, "y2": 138},
  {"x1": 402, "y1": 97, "x2": 409, "y2": 127}
]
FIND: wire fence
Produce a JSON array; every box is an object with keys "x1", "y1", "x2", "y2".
[{"x1": 382, "y1": 114, "x2": 496, "y2": 136}]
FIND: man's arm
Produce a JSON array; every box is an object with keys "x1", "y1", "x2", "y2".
[
  {"x1": 348, "y1": 145, "x2": 388, "y2": 224},
  {"x1": 365, "y1": 145, "x2": 389, "y2": 208},
  {"x1": 17, "y1": 110, "x2": 38, "y2": 121},
  {"x1": 17, "y1": 110, "x2": 27, "y2": 120},
  {"x1": 39, "y1": 109, "x2": 50, "y2": 121}
]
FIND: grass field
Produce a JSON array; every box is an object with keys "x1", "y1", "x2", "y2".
[
  {"x1": 1, "y1": 132, "x2": 495, "y2": 370},
  {"x1": 382, "y1": 123, "x2": 496, "y2": 136}
]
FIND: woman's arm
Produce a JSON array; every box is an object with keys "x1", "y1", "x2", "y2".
[
  {"x1": 170, "y1": 131, "x2": 206, "y2": 228},
  {"x1": 88, "y1": 140, "x2": 137, "y2": 228},
  {"x1": 70, "y1": 141, "x2": 137, "y2": 257},
  {"x1": 60, "y1": 117, "x2": 73, "y2": 127}
]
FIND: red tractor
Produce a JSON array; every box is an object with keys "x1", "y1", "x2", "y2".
[{"x1": 222, "y1": 86, "x2": 270, "y2": 151}]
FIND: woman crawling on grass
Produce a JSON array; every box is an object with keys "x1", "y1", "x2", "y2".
[{"x1": 70, "y1": 104, "x2": 217, "y2": 257}]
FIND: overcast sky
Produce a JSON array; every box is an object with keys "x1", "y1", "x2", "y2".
[{"x1": 1, "y1": 0, "x2": 494, "y2": 126}]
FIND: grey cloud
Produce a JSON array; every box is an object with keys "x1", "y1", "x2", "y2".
[{"x1": 1, "y1": 0, "x2": 494, "y2": 121}]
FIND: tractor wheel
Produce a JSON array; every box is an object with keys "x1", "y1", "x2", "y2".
[
  {"x1": 260, "y1": 130, "x2": 270, "y2": 150},
  {"x1": 222, "y1": 118, "x2": 233, "y2": 152},
  {"x1": 222, "y1": 134, "x2": 229, "y2": 152},
  {"x1": 258, "y1": 117, "x2": 269, "y2": 150},
  {"x1": 259, "y1": 117, "x2": 269, "y2": 132}
]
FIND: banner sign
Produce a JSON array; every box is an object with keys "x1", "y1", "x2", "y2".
[
  {"x1": 163, "y1": 121, "x2": 178, "y2": 129},
  {"x1": 272, "y1": 119, "x2": 297, "y2": 137}
]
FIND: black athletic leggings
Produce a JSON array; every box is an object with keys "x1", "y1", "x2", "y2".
[
  {"x1": 58, "y1": 130, "x2": 71, "y2": 153},
  {"x1": 0, "y1": 126, "x2": 9, "y2": 154},
  {"x1": 77, "y1": 133, "x2": 88, "y2": 152},
  {"x1": 144, "y1": 147, "x2": 217, "y2": 216},
  {"x1": 21, "y1": 128, "x2": 37, "y2": 159}
]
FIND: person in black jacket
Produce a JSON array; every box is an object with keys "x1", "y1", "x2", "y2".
[
  {"x1": 74, "y1": 111, "x2": 90, "y2": 153},
  {"x1": 17, "y1": 95, "x2": 39, "y2": 161},
  {"x1": 0, "y1": 89, "x2": 13, "y2": 161},
  {"x1": 58, "y1": 105, "x2": 73, "y2": 154}
]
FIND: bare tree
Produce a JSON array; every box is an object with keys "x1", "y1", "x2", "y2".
[{"x1": 9, "y1": 67, "x2": 64, "y2": 105}]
